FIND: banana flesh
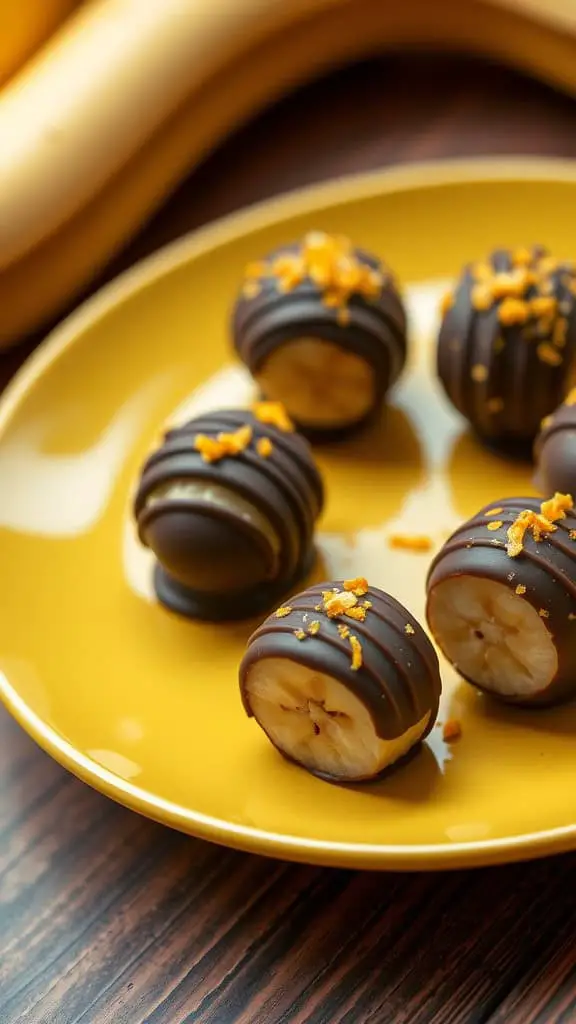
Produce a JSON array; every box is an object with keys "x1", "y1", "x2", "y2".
[
  {"x1": 244, "y1": 656, "x2": 430, "y2": 781},
  {"x1": 427, "y1": 576, "x2": 558, "y2": 698},
  {"x1": 256, "y1": 339, "x2": 376, "y2": 429}
]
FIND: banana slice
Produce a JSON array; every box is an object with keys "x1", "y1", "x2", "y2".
[
  {"x1": 243, "y1": 656, "x2": 430, "y2": 782},
  {"x1": 427, "y1": 576, "x2": 558, "y2": 698},
  {"x1": 256, "y1": 338, "x2": 376, "y2": 429},
  {"x1": 240, "y1": 579, "x2": 441, "y2": 783}
]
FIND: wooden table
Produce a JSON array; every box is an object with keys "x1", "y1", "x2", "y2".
[{"x1": 1, "y1": 54, "x2": 576, "y2": 1024}]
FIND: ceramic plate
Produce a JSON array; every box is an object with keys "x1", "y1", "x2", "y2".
[{"x1": 1, "y1": 158, "x2": 576, "y2": 871}]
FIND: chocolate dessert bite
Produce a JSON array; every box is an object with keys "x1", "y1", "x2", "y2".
[
  {"x1": 232, "y1": 231, "x2": 407, "y2": 436},
  {"x1": 426, "y1": 493, "x2": 576, "y2": 707},
  {"x1": 134, "y1": 405, "x2": 323, "y2": 621},
  {"x1": 239, "y1": 578, "x2": 441, "y2": 783},
  {"x1": 437, "y1": 247, "x2": 576, "y2": 450},
  {"x1": 535, "y1": 387, "x2": 576, "y2": 496}
]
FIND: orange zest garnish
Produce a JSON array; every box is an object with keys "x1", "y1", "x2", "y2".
[
  {"x1": 256, "y1": 436, "x2": 274, "y2": 458},
  {"x1": 193, "y1": 424, "x2": 252, "y2": 463},
  {"x1": 252, "y1": 400, "x2": 294, "y2": 433},
  {"x1": 345, "y1": 606, "x2": 367, "y2": 622},
  {"x1": 498, "y1": 297, "x2": 529, "y2": 326},
  {"x1": 506, "y1": 510, "x2": 557, "y2": 558},
  {"x1": 323, "y1": 591, "x2": 358, "y2": 617},
  {"x1": 275, "y1": 606, "x2": 292, "y2": 618},
  {"x1": 343, "y1": 576, "x2": 369, "y2": 596},
  {"x1": 388, "y1": 534, "x2": 433, "y2": 552},
  {"x1": 486, "y1": 520, "x2": 503, "y2": 532},
  {"x1": 307, "y1": 621, "x2": 321, "y2": 635},
  {"x1": 442, "y1": 719, "x2": 462, "y2": 742},
  {"x1": 404, "y1": 623, "x2": 415, "y2": 635},
  {"x1": 537, "y1": 343, "x2": 563, "y2": 367},
  {"x1": 540, "y1": 492, "x2": 573, "y2": 522},
  {"x1": 349, "y1": 634, "x2": 363, "y2": 671},
  {"x1": 250, "y1": 232, "x2": 386, "y2": 317}
]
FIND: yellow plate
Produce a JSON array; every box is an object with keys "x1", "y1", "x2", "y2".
[{"x1": 2, "y1": 158, "x2": 576, "y2": 871}]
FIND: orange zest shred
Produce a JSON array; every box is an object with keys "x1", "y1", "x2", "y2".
[
  {"x1": 515, "y1": 584, "x2": 527, "y2": 595},
  {"x1": 193, "y1": 424, "x2": 253, "y2": 463},
  {"x1": 498, "y1": 297, "x2": 529, "y2": 326},
  {"x1": 307, "y1": 620, "x2": 321, "y2": 635},
  {"x1": 343, "y1": 576, "x2": 369, "y2": 596},
  {"x1": 323, "y1": 591, "x2": 358, "y2": 617},
  {"x1": 471, "y1": 283, "x2": 493, "y2": 311},
  {"x1": 506, "y1": 509, "x2": 557, "y2": 558},
  {"x1": 570, "y1": 530, "x2": 576, "y2": 540},
  {"x1": 442, "y1": 719, "x2": 462, "y2": 742},
  {"x1": 404, "y1": 623, "x2": 415, "y2": 635},
  {"x1": 275, "y1": 606, "x2": 292, "y2": 618},
  {"x1": 537, "y1": 343, "x2": 563, "y2": 367},
  {"x1": 242, "y1": 280, "x2": 261, "y2": 299},
  {"x1": 337, "y1": 623, "x2": 350, "y2": 639},
  {"x1": 530, "y1": 295, "x2": 557, "y2": 318},
  {"x1": 256, "y1": 436, "x2": 274, "y2": 458},
  {"x1": 345, "y1": 606, "x2": 367, "y2": 622},
  {"x1": 293, "y1": 629, "x2": 307, "y2": 641},
  {"x1": 349, "y1": 634, "x2": 363, "y2": 671},
  {"x1": 540, "y1": 492, "x2": 573, "y2": 521},
  {"x1": 539, "y1": 608, "x2": 550, "y2": 618},
  {"x1": 388, "y1": 533, "x2": 433, "y2": 552},
  {"x1": 244, "y1": 260, "x2": 268, "y2": 279},
  {"x1": 252, "y1": 400, "x2": 294, "y2": 432},
  {"x1": 485, "y1": 507, "x2": 504, "y2": 516},
  {"x1": 486, "y1": 520, "x2": 503, "y2": 532}
]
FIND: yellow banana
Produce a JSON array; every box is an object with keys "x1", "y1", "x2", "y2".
[
  {"x1": 0, "y1": 0, "x2": 344, "y2": 272},
  {"x1": 0, "y1": 0, "x2": 78, "y2": 87},
  {"x1": 1, "y1": 0, "x2": 576, "y2": 348}
]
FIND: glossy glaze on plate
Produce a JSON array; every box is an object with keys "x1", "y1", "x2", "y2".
[{"x1": 0, "y1": 159, "x2": 575, "y2": 870}]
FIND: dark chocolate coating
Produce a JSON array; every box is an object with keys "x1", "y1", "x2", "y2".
[
  {"x1": 239, "y1": 581, "x2": 442, "y2": 743},
  {"x1": 426, "y1": 497, "x2": 576, "y2": 706},
  {"x1": 134, "y1": 409, "x2": 323, "y2": 621},
  {"x1": 534, "y1": 399, "x2": 576, "y2": 496},
  {"x1": 232, "y1": 243, "x2": 407, "y2": 435},
  {"x1": 437, "y1": 248, "x2": 576, "y2": 447}
]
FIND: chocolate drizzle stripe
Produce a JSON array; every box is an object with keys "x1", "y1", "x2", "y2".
[
  {"x1": 167, "y1": 414, "x2": 324, "y2": 505},
  {"x1": 369, "y1": 592, "x2": 441, "y2": 692},
  {"x1": 235, "y1": 283, "x2": 407, "y2": 349},
  {"x1": 252, "y1": 620, "x2": 398, "y2": 705},
  {"x1": 428, "y1": 530, "x2": 576, "y2": 601},
  {"x1": 268, "y1": 587, "x2": 436, "y2": 718}
]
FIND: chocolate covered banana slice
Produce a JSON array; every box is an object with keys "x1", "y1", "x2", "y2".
[
  {"x1": 232, "y1": 232, "x2": 407, "y2": 437},
  {"x1": 437, "y1": 246, "x2": 576, "y2": 451},
  {"x1": 426, "y1": 494, "x2": 576, "y2": 706},
  {"x1": 240, "y1": 579, "x2": 441, "y2": 783},
  {"x1": 134, "y1": 405, "x2": 323, "y2": 621}
]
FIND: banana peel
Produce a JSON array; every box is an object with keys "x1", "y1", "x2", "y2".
[{"x1": 2, "y1": 0, "x2": 576, "y2": 348}]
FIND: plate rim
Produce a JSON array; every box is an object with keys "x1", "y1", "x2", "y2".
[{"x1": 2, "y1": 155, "x2": 576, "y2": 870}]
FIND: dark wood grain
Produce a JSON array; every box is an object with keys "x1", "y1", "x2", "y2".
[{"x1": 1, "y1": 53, "x2": 576, "y2": 1024}]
